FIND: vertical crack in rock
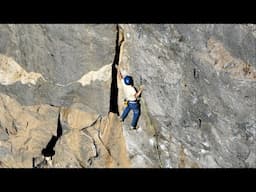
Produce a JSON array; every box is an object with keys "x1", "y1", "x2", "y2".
[
  {"x1": 153, "y1": 125, "x2": 163, "y2": 168},
  {"x1": 141, "y1": 98, "x2": 163, "y2": 167},
  {"x1": 82, "y1": 116, "x2": 112, "y2": 159},
  {"x1": 87, "y1": 139, "x2": 99, "y2": 166},
  {"x1": 80, "y1": 116, "x2": 102, "y2": 166},
  {"x1": 35, "y1": 109, "x2": 62, "y2": 167},
  {"x1": 109, "y1": 24, "x2": 125, "y2": 115},
  {"x1": 194, "y1": 68, "x2": 199, "y2": 79},
  {"x1": 198, "y1": 118, "x2": 202, "y2": 128}
]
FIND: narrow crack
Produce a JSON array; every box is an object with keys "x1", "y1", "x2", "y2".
[
  {"x1": 80, "y1": 116, "x2": 102, "y2": 167},
  {"x1": 81, "y1": 129, "x2": 100, "y2": 167},
  {"x1": 141, "y1": 98, "x2": 163, "y2": 167},
  {"x1": 80, "y1": 115, "x2": 102, "y2": 131},
  {"x1": 34, "y1": 109, "x2": 62, "y2": 168},
  {"x1": 198, "y1": 118, "x2": 202, "y2": 128},
  {"x1": 41, "y1": 111, "x2": 62, "y2": 156},
  {"x1": 109, "y1": 24, "x2": 125, "y2": 115},
  {"x1": 87, "y1": 139, "x2": 99, "y2": 167},
  {"x1": 154, "y1": 127, "x2": 164, "y2": 168},
  {"x1": 194, "y1": 68, "x2": 199, "y2": 79}
]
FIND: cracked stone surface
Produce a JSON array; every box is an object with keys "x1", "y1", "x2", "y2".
[
  {"x1": 119, "y1": 24, "x2": 256, "y2": 168},
  {"x1": 0, "y1": 24, "x2": 115, "y2": 114},
  {"x1": 0, "y1": 24, "x2": 255, "y2": 168}
]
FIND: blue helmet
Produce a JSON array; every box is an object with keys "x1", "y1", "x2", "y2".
[{"x1": 124, "y1": 76, "x2": 133, "y2": 85}]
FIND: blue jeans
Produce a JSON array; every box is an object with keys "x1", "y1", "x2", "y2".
[{"x1": 121, "y1": 102, "x2": 141, "y2": 128}]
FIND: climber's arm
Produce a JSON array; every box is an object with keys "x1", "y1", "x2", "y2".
[{"x1": 135, "y1": 85, "x2": 144, "y2": 98}]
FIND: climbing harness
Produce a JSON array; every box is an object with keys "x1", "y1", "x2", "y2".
[{"x1": 123, "y1": 99, "x2": 128, "y2": 106}]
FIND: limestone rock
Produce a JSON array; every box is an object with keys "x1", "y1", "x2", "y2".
[
  {"x1": 119, "y1": 24, "x2": 256, "y2": 168},
  {"x1": 0, "y1": 93, "x2": 58, "y2": 167},
  {"x1": 0, "y1": 24, "x2": 255, "y2": 168},
  {"x1": 0, "y1": 24, "x2": 116, "y2": 115}
]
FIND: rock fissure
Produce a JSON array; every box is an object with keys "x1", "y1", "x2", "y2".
[
  {"x1": 109, "y1": 24, "x2": 125, "y2": 115},
  {"x1": 35, "y1": 110, "x2": 62, "y2": 167}
]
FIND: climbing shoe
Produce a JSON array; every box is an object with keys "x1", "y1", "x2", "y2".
[
  {"x1": 130, "y1": 126, "x2": 137, "y2": 130},
  {"x1": 118, "y1": 116, "x2": 123, "y2": 122}
]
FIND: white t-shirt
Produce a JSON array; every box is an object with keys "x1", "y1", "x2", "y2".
[{"x1": 122, "y1": 79, "x2": 137, "y2": 101}]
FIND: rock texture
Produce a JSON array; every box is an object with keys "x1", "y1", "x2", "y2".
[
  {"x1": 0, "y1": 24, "x2": 255, "y2": 168},
  {"x1": 0, "y1": 24, "x2": 115, "y2": 114},
  {"x1": 0, "y1": 93, "x2": 58, "y2": 167},
  {"x1": 120, "y1": 24, "x2": 256, "y2": 168}
]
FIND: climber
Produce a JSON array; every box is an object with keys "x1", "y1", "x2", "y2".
[{"x1": 115, "y1": 64, "x2": 144, "y2": 130}]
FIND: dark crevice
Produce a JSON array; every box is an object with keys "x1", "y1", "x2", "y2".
[
  {"x1": 80, "y1": 115, "x2": 101, "y2": 131},
  {"x1": 5, "y1": 128, "x2": 9, "y2": 135},
  {"x1": 32, "y1": 157, "x2": 35, "y2": 168},
  {"x1": 154, "y1": 128, "x2": 163, "y2": 168},
  {"x1": 81, "y1": 129, "x2": 99, "y2": 167},
  {"x1": 34, "y1": 111, "x2": 62, "y2": 168},
  {"x1": 198, "y1": 118, "x2": 202, "y2": 128},
  {"x1": 33, "y1": 110, "x2": 63, "y2": 168},
  {"x1": 80, "y1": 116, "x2": 101, "y2": 167},
  {"x1": 109, "y1": 24, "x2": 124, "y2": 115},
  {"x1": 87, "y1": 139, "x2": 99, "y2": 167},
  {"x1": 194, "y1": 68, "x2": 199, "y2": 79},
  {"x1": 41, "y1": 110, "x2": 62, "y2": 159}
]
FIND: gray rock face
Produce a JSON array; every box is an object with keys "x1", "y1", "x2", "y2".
[
  {"x1": 0, "y1": 24, "x2": 255, "y2": 168},
  {"x1": 121, "y1": 24, "x2": 256, "y2": 167},
  {"x1": 0, "y1": 24, "x2": 116, "y2": 114}
]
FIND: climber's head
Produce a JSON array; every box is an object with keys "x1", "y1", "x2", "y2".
[{"x1": 124, "y1": 76, "x2": 134, "y2": 86}]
